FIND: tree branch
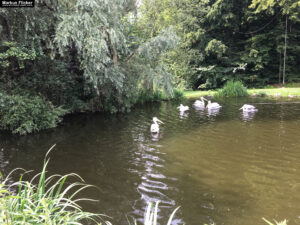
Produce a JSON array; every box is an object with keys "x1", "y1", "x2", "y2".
[{"x1": 105, "y1": 29, "x2": 118, "y2": 66}]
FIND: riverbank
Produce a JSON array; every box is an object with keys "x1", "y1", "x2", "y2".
[{"x1": 184, "y1": 87, "x2": 300, "y2": 99}]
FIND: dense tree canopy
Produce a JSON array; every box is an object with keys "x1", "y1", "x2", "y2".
[
  {"x1": 0, "y1": 0, "x2": 178, "y2": 110},
  {"x1": 138, "y1": 0, "x2": 300, "y2": 89}
]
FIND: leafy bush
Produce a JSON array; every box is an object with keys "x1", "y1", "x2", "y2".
[
  {"x1": 0, "y1": 146, "x2": 105, "y2": 224},
  {"x1": 136, "y1": 89, "x2": 183, "y2": 104},
  {"x1": 173, "y1": 89, "x2": 184, "y2": 100},
  {"x1": 264, "y1": 85, "x2": 275, "y2": 89},
  {"x1": 0, "y1": 91, "x2": 67, "y2": 135},
  {"x1": 216, "y1": 80, "x2": 248, "y2": 97},
  {"x1": 0, "y1": 41, "x2": 36, "y2": 71},
  {"x1": 285, "y1": 82, "x2": 300, "y2": 88},
  {"x1": 257, "y1": 91, "x2": 267, "y2": 97}
]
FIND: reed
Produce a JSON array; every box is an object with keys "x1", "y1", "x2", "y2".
[
  {"x1": 263, "y1": 218, "x2": 288, "y2": 225},
  {"x1": 127, "y1": 202, "x2": 180, "y2": 225},
  {"x1": 216, "y1": 80, "x2": 248, "y2": 98},
  {"x1": 0, "y1": 145, "x2": 107, "y2": 225}
]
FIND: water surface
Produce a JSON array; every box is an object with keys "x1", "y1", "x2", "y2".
[{"x1": 1, "y1": 97, "x2": 300, "y2": 225}]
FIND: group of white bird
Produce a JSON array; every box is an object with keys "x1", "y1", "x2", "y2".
[{"x1": 150, "y1": 97, "x2": 258, "y2": 133}]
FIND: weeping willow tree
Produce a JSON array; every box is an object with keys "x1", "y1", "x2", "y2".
[
  {"x1": 0, "y1": 0, "x2": 179, "y2": 134},
  {"x1": 55, "y1": 0, "x2": 179, "y2": 112},
  {"x1": 0, "y1": 0, "x2": 179, "y2": 109}
]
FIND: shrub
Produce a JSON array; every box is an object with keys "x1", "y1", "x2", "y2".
[
  {"x1": 257, "y1": 91, "x2": 267, "y2": 97},
  {"x1": 136, "y1": 89, "x2": 183, "y2": 104},
  {"x1": 173, "y1": 89, "x2": 184, "y2": 100},
  {"x1": 216, "y1": 80, "x2": 248, "y2": 97},
  {"x1": 285, "y1": 82, "x2": 300, "y2": 88},
  {"x1": 264, "y1": 84, "x2": 275, "y2": 89},
  {"x1": 0, "y1": 91, "x2": 67, "y2": 135},
  {"x1": 0, "y1": 146, "x2": 105, "y2": 224}
]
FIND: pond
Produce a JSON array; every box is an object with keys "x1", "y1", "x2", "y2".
[{"x1": 1, "y1": 97, "x2": 300, "y2": 225}]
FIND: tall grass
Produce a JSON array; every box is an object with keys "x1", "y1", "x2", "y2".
[
  {"x1": 127, "y1": 202, "x2": 180, "y2": 225},
  {"x1": 263, "y1": 218, "x2": 288, "y2": 225},
  {"x1": 0, "y1": 145, "x2": 106, "y2": 225},
  {"x1": 215, "y1": 81, "x2": 248, "y2": 98}
]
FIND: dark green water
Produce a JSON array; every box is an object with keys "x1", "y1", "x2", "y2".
[{"x1": 1, "y1": 97, "x2": 300, "y2": 225}]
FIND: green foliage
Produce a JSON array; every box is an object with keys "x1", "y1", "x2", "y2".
[
  {"x1": 205, "y1": 39, "x2": 227, "y2": 58},
  {"x1": 173, "y1": 89, "x2": 184, "y2": 100},
  {"x1": 216, "y1": 81, "x2": 248, "y2": 97},
  {"x1": 0, "y1": 41, "x2": 36, "y2": 69},
  {"x1": 0, "y1": 0, "x2": 180, "y2": 135},
  {"x1": 0, "y1": 91, "x2": 67, "y2": 135},
  {"x1": 0, "y1": 0, "x2": 299, "y2": 134},
  {"x1": 264, "y1": 85, "x2": 275, "y2": 89},
  {"x1": 137, "y1": 0, "x2": 300, "y2": 89},
  {"x1": 136, "y1": 90, "x2": 165, "y2": 104},
  {"x1": 55, "y1": 0, "x2": 179, "y2": 107},
  {"x1": 23, "y1": 56, "x2": 88, "y2": 112},
  {"x1": 0, "y1": 146, "x2": 105, "y2": 224},
  {"x1": 257, "y1": 90, "x2": 267, "y2": 97},
  {"x1": 285, "y1": 82, "x2": 300, "y2": 87},
  {"x1": 136, "y1": 88, "x2": 183, "y2": 104},
  {"x1": 250, "y1": 0, "x2": 300, "y2": 19}
]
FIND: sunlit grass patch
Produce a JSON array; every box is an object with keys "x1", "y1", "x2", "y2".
[
  {"x1": 248, "y1": 88, "x2": 300, "y2": 97},
  {"x1": 184, "y1": 87, "x2": 300, "y2": 99},
  {"x1": 184, "y1": 90, "x2": 216, "y2": 98}
]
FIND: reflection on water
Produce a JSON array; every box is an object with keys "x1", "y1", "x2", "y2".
[
  {"x1": 151, "y1": 132, "x2": 161, "y2": 141},
  {"x1": 1, "y1": 98, "x2": 300, "y2": 225},
  {"x1": 207, "y1": 108, "x2": 221, "y2": 117},
  {"x1": 242, "y1": 111, "x2": 257, "y2": 121},
  {"x1": 0, "y1": 148, "x2": 9, "y2": 169},
  {"x1": 179, "y1": 111, "x2": 189, "y2": 119}
]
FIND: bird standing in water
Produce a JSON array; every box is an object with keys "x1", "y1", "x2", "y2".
[{"x1": 150, "y1": 117, "x2": 164, "y2": 133}]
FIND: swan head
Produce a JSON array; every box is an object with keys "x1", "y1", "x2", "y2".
[{"x1": 153, "y1": 117, "x2": 164, "y2": 124}]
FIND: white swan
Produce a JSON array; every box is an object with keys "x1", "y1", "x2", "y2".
[
  {"x1": 177, "y1": 104, "x2": 189, "y2": 112},
  {"x1": 193, "y1": 97, "x2": 207, "y2": 108},
  {"x1": 206, "y1": 100, "x2": 222, "y2": 110},
  {"x1": 240, "y1": 104, "x2": 257, "y2": 112},
  {"x1": 150, "y1": 117, "x2": 164, "y2": 133}
]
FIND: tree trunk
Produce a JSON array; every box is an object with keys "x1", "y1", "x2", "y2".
[
  {"x1": 279, "y1": 49, "x2": 281, "y2": 84},
  {"x1": 282, "y1": 14, "x2": 288, "y2": 85}
]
